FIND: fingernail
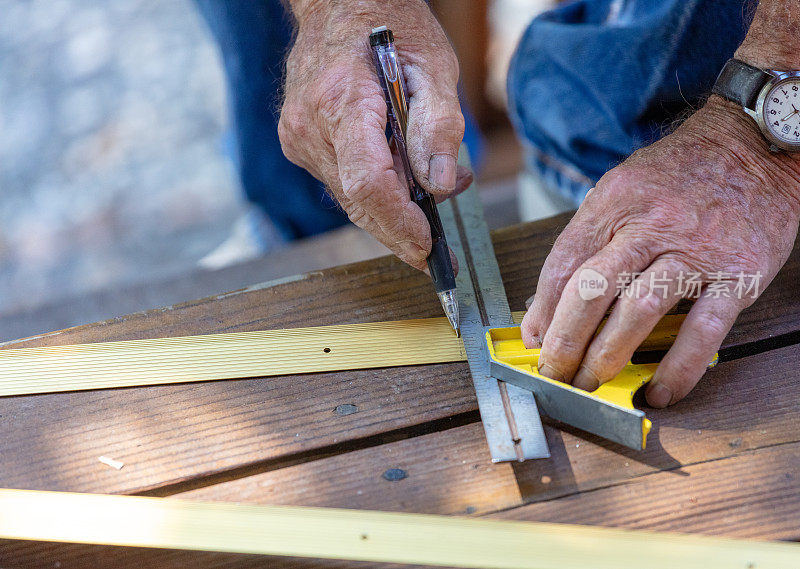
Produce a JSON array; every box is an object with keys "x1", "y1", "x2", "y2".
[
  {"x1": 647, "y1": 382, "x2": 672, "y2": 408},
  {"x1": 572, "y1": 367, "x2": 600, "y2": 392},
  {"x1": 429, "y1": 154, "x2": 456, "y2": 191},
  {"x1": 537, "y1": 362, "x2": 564, "y2": 381}
]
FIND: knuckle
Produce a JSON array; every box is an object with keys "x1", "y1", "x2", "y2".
[
  {"x1": 731, "y1": 250, "x2": 764, "y2": 276},
  {"x1": 693, "y1": 310, "x2": 730, "y2": 339},
  {"x1": 346, "y1": 205, "x2": 371, "y2": 230},
  {"x1": 664, "y1": 357, "x2": 702, "y2": 394},
  {"x1": 445, "y1": 49, "x2": 460, "y2": 79},
  {"x1": 431, "y1": 107, "x2": 465, "y2": 141},
  {"x1": 551, "y1": 268, "x2": 574, "y2": 291},
  {"x1": 588, "y1": 340, "x2": 626, "y2": 374},
  {"x1": 596, "y1": 166, "x2": 634, "y2": 196},
  {"x1": 341, "y1": 167, "x2": 392, "y2": 205},
  {"x1": 626, "y1": 287, "x2": 665, "y2": 319},
  {"x1": 350, "y1": 163, "x2": 396, "y2": 195},
  {"x1": 278, "y1": 105, "x2": 309, "y2": 143},
  {"x1": 544, "y1": 332, "x2": 584, "y2": 362},
  {"x1": 542, "y1": 251, "x2": 577, "y2": 290},
  {"x1": 316, "y1": 86, "x2": 345, "y2": 128},
  {"x1": 316, "y1": 75, "x2": 382, "y2": 125},
  {"x1": 342, "y1": 175, "x2": 376, "y2": 204}
]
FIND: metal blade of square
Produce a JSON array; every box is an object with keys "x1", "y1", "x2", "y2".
[{"x1": 438, "y1": 176, "x2": 549, "y2": 462}]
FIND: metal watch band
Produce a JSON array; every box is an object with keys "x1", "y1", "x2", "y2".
[{"x1": 712, "y1": 58, "x2": 772, "y2": 110}]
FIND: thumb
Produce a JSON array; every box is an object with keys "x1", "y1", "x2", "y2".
[{"x1": 404, "y1": 65, "x2": 466, "y2": 195}]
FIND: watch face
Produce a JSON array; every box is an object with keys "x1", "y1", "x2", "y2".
[{"x1": 763, "y1": 77, "x2": 800, "y2": 144}]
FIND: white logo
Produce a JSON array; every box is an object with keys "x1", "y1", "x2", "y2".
[{"x1": 577, "y1": 268, "x2": 608, "y2": 301}]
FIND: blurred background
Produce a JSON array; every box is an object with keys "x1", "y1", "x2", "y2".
[{"x1": 0, "y1": 0, "x2": 553, "y2": 342}]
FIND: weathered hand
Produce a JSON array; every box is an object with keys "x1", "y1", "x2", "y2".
[
  {"x1": 522, "y1": 97, "x2": 800, "y2": 407},
  {"x1": 279, "y1": 0, "x2": 471, "y2": 271}
]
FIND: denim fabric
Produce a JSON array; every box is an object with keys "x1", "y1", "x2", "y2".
[
  {"x1": 507, "y1": 0, "x2": 751, "y2": 205},
  {"x1": 195, "y1": 0, "x2": 483, "y2": 240},
  {"x1": 194, "y1": 0, "x2": 348, "y2": 240}
]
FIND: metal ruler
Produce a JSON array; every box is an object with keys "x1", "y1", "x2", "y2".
[{"x1": 439, "y1": 180, "x2": 549, "y2": 462}]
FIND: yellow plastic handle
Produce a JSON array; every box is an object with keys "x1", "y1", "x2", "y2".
[{"x1": 487, "y1": 327, "x2": 657, "y2": 446}]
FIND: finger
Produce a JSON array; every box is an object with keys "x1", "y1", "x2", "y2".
[
  {"x1": 404, "y1": 62, "x2": 465, "y2": 195},
  {"x1": 645, "y1": 291, "x2": 741, "y2": 408},
  {"x1": 448, "y1": 246, "x2": 459, "y2": 275},
  {"x1": 390, "y1": 141, "x2": 473, "y2": 203},
  {"x1": 433, "y1": 165, "x2": 473, "y2": 203},
  {"x1": 332, "y1": 98, "x2": 432, "y2": 271},
  {"x1": 537, "y1": 236, "x2": 653, "y2": 383},
  {"x1": 571, "y1": 257, "x2": 686, "y2": 391},
  {"x1": 521, "y1": 216, "x2": 604, "y2": 349}
]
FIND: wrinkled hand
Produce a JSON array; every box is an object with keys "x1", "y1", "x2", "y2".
[
  {"x1": 522, "y1": 97, "x2": 800, "y2": 407},
  {"x1": 279, "y1": 0, "x2": 472, "y2": 271}
]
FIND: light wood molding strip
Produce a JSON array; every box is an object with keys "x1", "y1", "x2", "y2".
[
  {"x1": 0, "y1": 317, "x2": 471, "y2": 397},
  {"x1": 0, "y1": 489, "x2": 795, "y2": 568},
  {"x1": 0, "y1": 312, "x2": 685, "y2": 398}
]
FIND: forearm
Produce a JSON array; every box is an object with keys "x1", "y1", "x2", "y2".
[{"x1": 736, "y1": 0, "x2": 800, "y2": 69}]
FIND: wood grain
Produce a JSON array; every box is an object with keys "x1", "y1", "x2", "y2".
[
  {"x1": 497, "y1": 441, "x2": 800, "y2": 539},
  {"x1": 5, "y1": 213, "x2": 800, "y2": 349},
  {"x1": 3, "y1": 439, "x2": 800, "y2": 568},
  {"x1": 0, "y1": 362, "x2": 473, "y2": 493},
  {"x1": 0, "y1": 219, "x2": 568, "y2": 495},
  {"x1": 173, "y1": 345, "x2": 800, "y2": 522},
  {"x1": 0, "y1": 215, "x2": 799, "y2": 507}
]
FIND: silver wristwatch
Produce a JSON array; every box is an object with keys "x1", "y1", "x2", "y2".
[{"x1": 712, "y1": 58, "x2": 800, "y2": 152}]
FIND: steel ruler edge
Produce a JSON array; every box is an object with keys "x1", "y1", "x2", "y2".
[
  {"x1": 0, "y1": 488, "x2": 796, "y2": 569},
  {"x1": 438, "y1": 163, "x2": 549, "y2": 462}
]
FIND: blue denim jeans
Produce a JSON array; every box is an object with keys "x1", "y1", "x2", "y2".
[
  {"x1": 195, "y1": 0, "x2": 483, "y2": 240},
  {"x1": 194, "y1": 0, "x2": 348, "y2": 240},
  {"x1": 507, "y1": 0, "x2": 751, "y2": 205}
]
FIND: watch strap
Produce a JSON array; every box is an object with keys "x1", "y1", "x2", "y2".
[{"x1": 712, "y1": 59, "x2": 772, "y2": 110}]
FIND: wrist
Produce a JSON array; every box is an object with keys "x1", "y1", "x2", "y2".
[{"x1": 694, "y1": 96, "x2": 800, "y2": 215}]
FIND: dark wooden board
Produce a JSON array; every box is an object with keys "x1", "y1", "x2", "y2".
[
  {"x1": 167, "y1": 345, "x2": 800, "y2": 524},
  {"x1": 8, "y1": 212, "x2": 800, "y2": 349},
  {"x1": 5, "y1": 343, "x2": 798, "y2": 567},
  {"x1": 498, "y1": 441, "x2": 800, "y2": 539},
  {"x1": 0, "y1": 362, "x2": 475, "y2": 494},
  {"x1": 5, "y1": 342, "x2": 791, "y2": 567},
  {"x1": 1, "y1": 215, "x2": 800, "y2": 498}
]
